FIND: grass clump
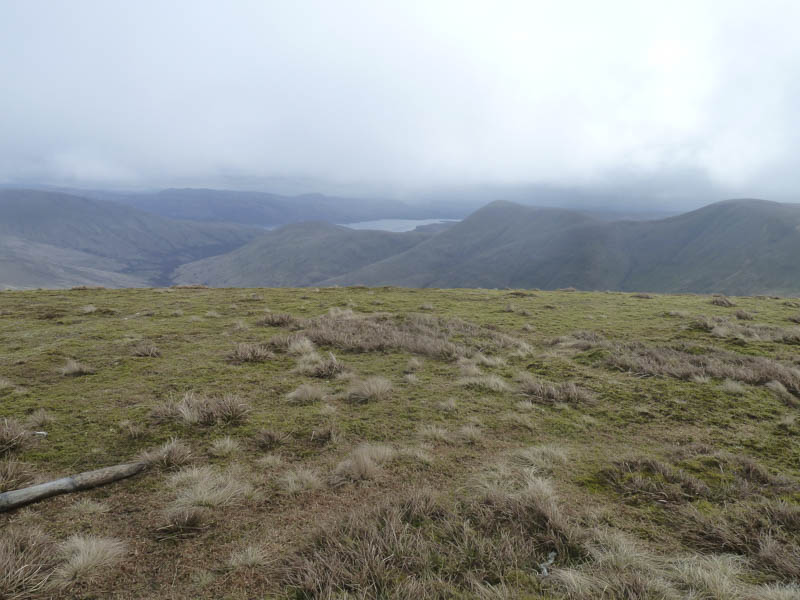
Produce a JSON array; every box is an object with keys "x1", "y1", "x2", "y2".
[
  {"x1": 60, "y1": 358, "x2": 94, "y2": 377},
  {"x1": 209, "y1": 436, "x2": 241, "y2": 457},
  {"x1": 459, "y1": 374, "x2": 510, "y2": 393},
  {"x1": 295, "y1": 352, "x2": 346, "y2": 378},
  {"x1": 25, "y1": 408, "x2": 53, "y2": 429},
  {"x1": 139, "y1": 438, "x2": 193, "y2": 470},
  {"x1": 152, "y1": 391, "x2": 250, "y2": 425},
  {"x1": 228, "y1": 342, "x2": 274, "y2": 363},
  {"x1": 711, "y1": 295, "x2": 736, "y2": 307},
  {"x1": 286, "y1": 383, "x2": 327, "y2": 405},
  {"x1": 346, "y1": 377, "x2": 392, "y2": 403},
  {"x1": 0, "y1": 458, "x2": 35, "y2": 492},
  {"x1": 721, "y1": 379, "x2": 746, "y2": 394},
  {"x1": 256, "y1": 312, "x2": 298, "y2": 327},
  {"x1": 0, "y1": 527, "x2": 58, "y2": 597},
  {"x1": 253, "y1": 429, "x2": 287, "y2": 451},
  {"x1": 517, "y1": 373, "x2": 595, "y2": 404},
  {"x1": 228, "y1": 544, "x2": 270, "y2": 569},
  {"x1": 279, "y1": 467, "x2": 324, "y2": 495},
  {"x1": 132, "y1": 341, "x2": 160, "y2": 357},
  {"x1": 417, "y1": 424, "x2": 453, "y2": 444},
  {"x1": 52, "y1": 535, "x2": 127, "y2": 586},
  {"x1": 0, "y1": 418, "x2": 29, "y2": 455},
  {"x1": 508, "y1": 445, "x2": 568, "y2": 474},
  {"x1": 332, "y1": 443, "x2": 397, "y2": 485},
  {"x1": 167, "y1": 465, "x2": 253, "y2": 509}
]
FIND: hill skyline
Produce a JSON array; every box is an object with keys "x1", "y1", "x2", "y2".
[{"x1": 2, "y1": 187, "x2": 800, "y2": 295}]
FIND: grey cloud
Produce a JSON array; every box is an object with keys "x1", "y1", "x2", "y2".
[{"x1": 1, "y1": 0, "x2": 799, "y2": 203}]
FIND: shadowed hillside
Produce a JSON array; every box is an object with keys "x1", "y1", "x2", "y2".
[
  {"x1": 105, "y1": 187, "x2": 451, "y2": 226},
  {"x1": 0, "y1": 189, "x2": 259, "y2": 287},
  {"x1": 173, "y1": 222, "x2": 432, "y2": 287},
  {"x1": 327, "y1": 199, "x2": 800, "y2": 294}
]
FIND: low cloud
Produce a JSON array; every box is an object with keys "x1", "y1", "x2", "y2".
[{"x1": 2, "y1": 1, "x2": 799, "y2": 203}]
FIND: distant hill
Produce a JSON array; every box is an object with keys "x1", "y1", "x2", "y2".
[
  {"x1": 173, "y1": 222, "x2": 431, "y2": 287},
  {"x1": 4, "y1": 188, "x2": 800, "y2": 295},
  {"x1": 327, "y1": 199, "x2": 800, "y2": 294},
  {"x1": 0, "y1": 189, "x2": 259, "y2": 288},
  {"x1": 101, "y1": 188, "x2": 455, "y2": 226}
]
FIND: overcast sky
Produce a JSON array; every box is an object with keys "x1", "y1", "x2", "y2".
[{"x1": 1, "y1": 0, "x2": 799, "y2": 203}]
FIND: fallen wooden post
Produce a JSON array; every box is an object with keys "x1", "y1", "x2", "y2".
[{"x1": 0, "y1": 462, "x2": 147, "y2": 512}]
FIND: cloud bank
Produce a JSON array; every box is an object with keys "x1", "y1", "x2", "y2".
[{"x1": 2, "y1": 0, "x2": 799, "y2": 202}]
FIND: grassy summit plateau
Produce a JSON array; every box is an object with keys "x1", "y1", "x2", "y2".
[{"x1": 1, "y1": 286, "x2": 799, "y2": 598}]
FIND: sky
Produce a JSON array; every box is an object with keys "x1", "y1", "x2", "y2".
[{"x1": 1, "y1": 0, "x2": 799, "y2": 205}]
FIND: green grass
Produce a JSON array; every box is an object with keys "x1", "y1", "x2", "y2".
[{"x1": 1, "y1": 286, "x2": 799, "y2": 598}]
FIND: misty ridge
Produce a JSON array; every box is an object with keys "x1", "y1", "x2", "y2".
[{"x1": 1, "y1": 186, "x2": 800, "y2": 296}]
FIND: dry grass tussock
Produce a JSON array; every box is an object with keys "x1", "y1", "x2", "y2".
[
  {"x1": 711, "y1": 295, "x2": 737, "y2": 307},
  {"x1": 405, "y1": 357, "x2": 423, "y2": 372},
  {"x1": 508, "y1": 444, "x2": 569, "y2": 474},
  {"x1": 256, "y1": 312, "x2": 299, "y2": 327},
  {"x1": 302, "y1": 311, "x2": 530, "y2": 360},
  {"x1": 459, "y1": 374, "x2": 510, "y2": 393},
  {"x1": 138, "y1": 438, "x2": 193, "y2": 470},
  {"x1": 0, "y1": 458, "x2": 36, "y2": 492},
  {"x1": 253, "y1": 429, "x2": 287, "y2": 451},
  {"x1": 69, "y1": 498, "x2": 110, "y2": 515},
  {"x1": 517, "y1": 373, "x2": 595, "y2": 404},
  {"x1": 51, "y1": 535, "x2": 127, "y2": 586},
  {"x1": 693, "y1": 315, "x2": 800, "y2": 344},
  {"x1": 0, "y1": 418, "x2": 29, "y2": 455},
  {"x1": 0, "y1": 376, "x2": 13, "y2": 391},
  {"x1": 228, "y1": 544, "x2": 270, "y2": 569},
  {"x1": 606, "y1": 341, "x2": 800, "y2": 396},
  {"x1": 294, "y1": 351, "x2": 346, "y2": 378},
  {"x1": 158, "y1": 465, "x2": 254, "y2": 536},
  {"x1": 131, "y1": 340, "x2": 160, "y2": 357},
  {"x1": 60, "y1": 358, "x2": 94, "y2": 377},
  {"x1": 457, "y1": 423, "x2": 482, "y2": 444},
  {"x1": 0, "y1": 526, "x2": 58, "y2": 597},
  {"x1": 25, "y1": 408, "x2": 53, "y2": 429},
  {"x1": 550, "y1": 330, "x2": 607, "y2": 351},
  {"x1": 603, "y1": 457, "x2": 713, "y2": 504},
  {"x1": 279, "y1": 467, "x2": 324, "y2": 495},
  {"x1": 118, "y1": 419, "x2": 145, "y2": 440},
  {"x1": 209, "y1": 436, "x2": 240, "y2": 457},
  {"x1": 167, "y1": 465, "x2": 254, "y2": 509},
  {"x1": 346, "y1": 376, "x2": 392, "y2": 403},
  {"x1": 280, "y1": 464, "x2": 585, "y2": 597},
  {"x1": 286, "y1": 383, "x2": 327, "y2": 405},
  {"x1": 721, "y1": 379, "x2": 747, "y2": 394},
  {"x1": 547, "y1": 530, "x2": 788, "y2": 600},
  {"x1": 766, "y1": 380, "x2": 797, "y2": 405},
  {"x1": 152, "y1": 391, "x2": 250, "y2": 425},
  {"x1": 332, "y1": 443, "x2": 397, "y2": 485},
  {"x1": 228, "y1": 342, "x2": 274, "y2": 363},
  {"x1": 417, "y1": 424, "x2": 453, "y2": 444},
  {"x1": 617, "y1": 445, "x2": 795, "y2": 495}
]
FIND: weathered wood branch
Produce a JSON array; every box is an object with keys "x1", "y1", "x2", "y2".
[{"x1": 0, "y1": 461, "x2": 147, "y2": 512}]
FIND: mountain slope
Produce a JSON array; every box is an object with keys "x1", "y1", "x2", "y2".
[
  {"x1": 173, "y1": 222, "x2": 431, "y2": 287},
  {"x1": 326, "y1": 199, "x2": 800, "y2": 294},
  {"x1": 323, "y1": 201, "x2": 600, "y2": 288},
  {"x1": 104, "y1": 188, "x2": 451, "y2": 226},
  {"x1": 0, "y1": 189, "x2": 259, "y2": 287},
  {"x1": 0, "y1": 236, "x2": 147, "y2": 289}
]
